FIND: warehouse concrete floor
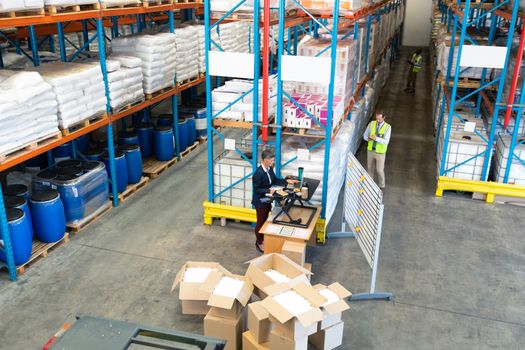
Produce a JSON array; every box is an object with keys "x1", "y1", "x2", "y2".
[{"x1": 1, "y1": 47, "x2": 524, "y2": 349}]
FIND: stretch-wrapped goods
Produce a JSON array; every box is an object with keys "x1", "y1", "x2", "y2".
[
  {"x1": 174, "y1": 25, "x2": 200, "y2": 82},
  {"x1": 30, "y1": 62, "x2": 106, "y2": 129},
  {"x1": 106, "y1": 55, "x2": 145, "y2": 110},
  {"x1": 111, "y1": 32, "x2": 177, "y2": 94},
  {"x1": 281, "y1": 121, "x2": 354, "y2": 222},
  {"x1": 0, "y1": 71, "x2": 59, "y2": 155},
  {"x1": 0, "y1": 0, "x2": 43, "y2": 12}
]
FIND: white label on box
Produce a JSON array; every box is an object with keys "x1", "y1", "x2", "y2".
[
  {"x1": 460, "y1": 45, "x2": 507, "y2": 69},
  {"x1": 209, "y1": 51, "x2": 255, "y2": 79},
  {"x1": 225, "y1": 138, "x2": 236, "y2": 151},
  {"x1": 297, "y1": 148, "x2": 310, "y2": 161},
  {"x1": 464, "y1": 121, "x2": 476, "y2": 133},
  {"x1": 281, "y1": 56, "x2": 331, "y2": 84}
]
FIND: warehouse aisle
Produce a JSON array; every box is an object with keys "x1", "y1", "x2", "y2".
[{"x1": 0, "y1": 48, "x2": 524, "y2": 349}]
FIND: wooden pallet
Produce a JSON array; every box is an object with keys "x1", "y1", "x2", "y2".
[
  {"x1": 174, "y1": 0, "x2": 201, "y2": 3},
  {"x1": 99, "y1": 1, "x2": 141, "y2": 9},
  {"x1": 142, "y1": 0, "x2": 172, "y2": 7},
  {"x1": 60, "y1": 113, "x2": 107, "y2": 136},
  {"x1": 0, "y1": 8, "x2": 45, "y2": 18},
  {"x1": 142, "y1": 157, "x2": 177, "y2": 179},
  {"x1": 176, "y1": 76, "x2": 201, "y2": 87},
  {"x1": 66, "y1": 202, "x2": 112, "y2": 233},
  {"x1": 46, "y1": 2, "x2": 100, "y2": 14},
  {"x1": 211, "y1": 10, "x2": 279, "y2": 21},
  {"x1": 111, "y1": 98, "x2": 145, "y2": 114},
  {"x1": 212, "y1": 118, "x2": 257, "y2": 129},
  {"x1": 0, "y1": 131, "x2": 62, "y2": 164},
  {"x1": 110, "y1": 176, "x2": 149, "y2": 202},
  {"x1": 145, "y1": 86, "x2": 174, "y2": 100},
  {"x1": 180, "y1": 141, "x2": 199, "y2": 159},
  {"x1": 15, "y1": 233, "x2": 70, "y2": 275}
]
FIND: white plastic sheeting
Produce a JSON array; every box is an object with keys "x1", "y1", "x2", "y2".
[
  {"x1": 0, "y1": 71, "x2": 59, "y2": 155},
  {"x1": 112, "y1": 32, "x2": 177, "y2": 94},
  {"x1": 31, "y1": 62, "x2": 106, "y2": 129}
]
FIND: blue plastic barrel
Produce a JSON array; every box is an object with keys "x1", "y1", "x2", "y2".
[
  {"x1": 101, "y1": 150, "x2": 129, "y2": 193},
  {"x1": 153, "y1": 126, "x2": 175, "y2": 161},
  {"x1": 178, "y1": 120, "x2": 189, "y2": 153},
  {"x1": 52, "y1": 142, "x2": 73, "y2": 163},
  {"x1": 83, "y1": 148, "x2": 104, "y2": 161},
  {"x1": 5, "y1": 184, "x2": 29, "y2": 200},
  {"x1": 30, "y1": 190, "x2": 66, "y2": 243},
  {"x1": 0, "y1": 208, "x2": 32, "y2": 265},
  {"x1": 186, "y1": 116, "x2": 196, "y2": 147},
  {"x1": 118, "y1": 132, "x2": 139, "y2": 146},
  {"x1": 4, "y1": 196, "x2": 34, "y2": 238},
  {"x1": 120, "y1": 144, "x2": 143, "y2": 185},
  {"x1": 194, "y1": 108, "x2": 207, "y2": 139},
  {"x1": 76, "y1": 135, "x2": 90, "y2": 153},
  {"x1": 157, "y1": 115, "x2": 173, "y2": 127},
  {"x1": 136, "y1": 123, "x2": 154, "y2": 158}
]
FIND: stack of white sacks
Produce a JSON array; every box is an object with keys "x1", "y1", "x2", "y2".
[
  {"x1": 197, "y1": 24, "x2": 206, "y2": 75},
  {"x1": 0, "y1": 71, "x2": 59, "y2": 155},
  {"x1": 212, "y1": 22, "x2": 250, "y2": 52},
  {"x1": 0, "y1": 0, "x2": 43, "y2": 12},
  {"x1": 43, "y1": 0, "x2": 98, "y2": 8},
  {"x1": 173, "y1": 25, "x2": 200, "y2": 82},
  {"x1": 31, "y1": 62, "x2": 106, "y2": 129},
  {"x1": 280, "y1": 121, "x2": 354, "y2": 222},
  {"x1": 106, "y1": 56, "x2": 145, "y2": 110},
  {"x1": 111, "y1": 32, "x2": 176, "y2": 95},
  {"x1": 211, "y1": 75, "x2": 277, "y2": 121}
]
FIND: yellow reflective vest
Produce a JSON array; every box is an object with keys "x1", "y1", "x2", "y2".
[
  {"x1": 367, "y1": 121, "x2": 390, "y2": 154},
  {"x1": 410, "y1": 53, "x2": 422, "y2": 73}
]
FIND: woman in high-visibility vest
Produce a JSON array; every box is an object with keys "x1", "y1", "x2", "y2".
[
  {"x1": 363, "y1": 112, "x2": 392, "y2": 192},
  {"x1": 404, "y1": 49, "x2": 423, "y2": 94}
]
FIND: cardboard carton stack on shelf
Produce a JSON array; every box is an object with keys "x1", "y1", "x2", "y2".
[
  {"x1": 31, "y1": 61, "x2": 107, "y2": 129},
  {"x1": 283, "y1": 36, "x2": 355, "y2": 130},
  {"x1": 172, "y1": 254, "x2": 351, "y2": 350}
]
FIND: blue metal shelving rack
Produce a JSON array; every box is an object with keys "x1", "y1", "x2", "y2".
[
  {"x1": 434, "y1": 0, "x2": 525, "y2": 198},
  {"x1": 0, "y1": 6, "x2": 201, "y2": 281},
  {"x1": 202, "y1": 0, "x2": 404, "y2": 236}
]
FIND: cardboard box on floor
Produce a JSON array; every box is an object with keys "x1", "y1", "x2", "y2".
[
  {"x1": 269, "y1": 327, "x2": 308, "y2": 350},
  {"x1": 313, "y1": 282, "x2": 351, "y2": 330},
  {"x1": 201, "y1": 273, "x2": 254, "y2": 320},
  {"x1": 204, "y1": 311, "x2": 243, "y2": 350},
  {"x1": 281, "y1": 241, "x2": 306, "y2": 266},
  {"x1": 171, "y1": 261, "x2": 229, "y2": 315},
  {"x1": 245, "y1": 253, "x2": 311, "y2": 299},
  {"x1": 247, "y1": 301, "x2": 274, "y2": 343},
  {"x1": 260, "y1": 282, "x2": 326, "y2": 341},
  {"x1": 243, "y1": 330, "x2": 270, "y2": 350},
  {"x1": 308, "y1": 321, "x2": 344, "y2": 350}
]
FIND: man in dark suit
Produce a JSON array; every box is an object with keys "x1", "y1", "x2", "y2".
[{"x1": 252, "y1": 149, "x2": 295, "y2": 253}]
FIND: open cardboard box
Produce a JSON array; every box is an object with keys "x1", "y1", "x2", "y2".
[
  {"x1": 201, "y1": 272, "x2": 254, "y2": 319},
  {"x1": 260, "y1": 282, "x2": 326, "y2": 341},
  {"x1": 313, "y1": 282, "x2": 352, "y2": 330},
  {"x1": 245, "y1": 253, "x2": 312, "y2": 299},
  {"x1": 171, "y1": 262, "x2": 229, "y2": 315},
  {"x1": 248, "y1": 301, "x2": 274, "y2": 343}
]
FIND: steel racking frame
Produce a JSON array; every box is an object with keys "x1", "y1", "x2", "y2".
[
  {"x1": 203, "y1": 0, "x2": 404, "y2": 237},
  {"x1": 0, "y1": 2, "x2": 204, "y2": 281},
  {"x1": 434, "y1": 0, "x2": 525, "y2": 200}
]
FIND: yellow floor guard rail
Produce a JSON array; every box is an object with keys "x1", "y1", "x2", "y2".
[
  {"x1": 436, "y1": 176, "x2": 525, "y2": 203},
  {"x1": 203, "y1": 202, "x2": 327, "y2": 244}
]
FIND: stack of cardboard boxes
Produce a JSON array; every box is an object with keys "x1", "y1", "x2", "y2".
[{"x1": 172, "y1": 254, "x2": 351, "y2": 350}]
